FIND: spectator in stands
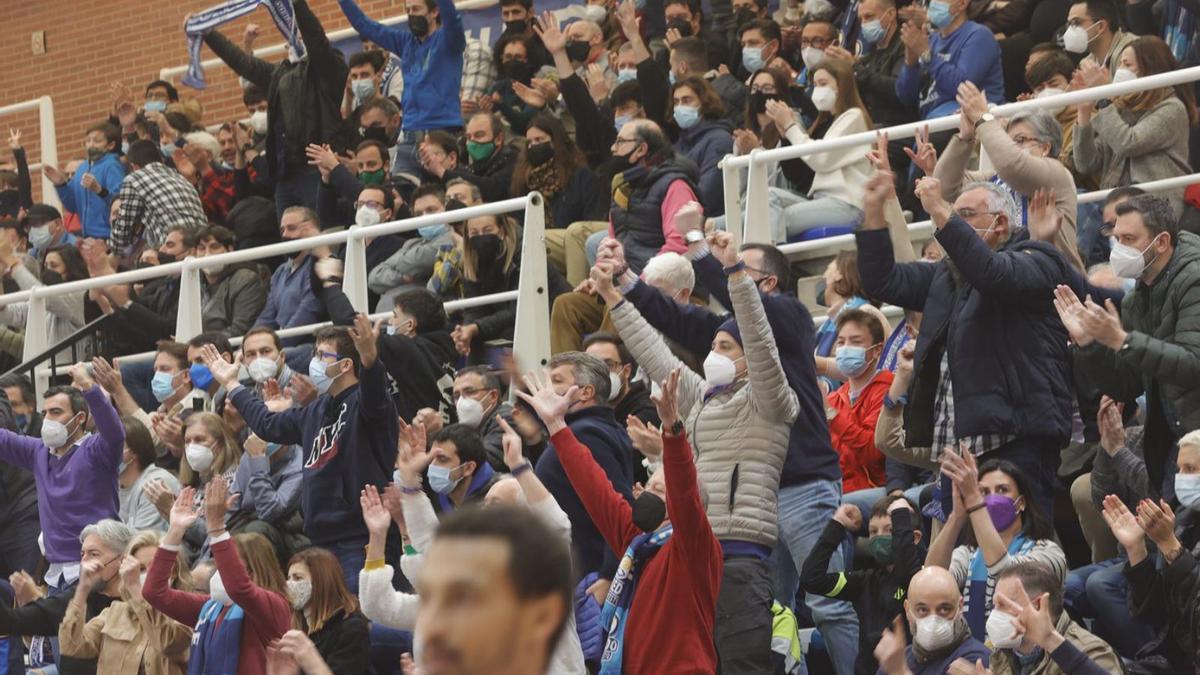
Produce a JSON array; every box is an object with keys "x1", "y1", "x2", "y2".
[
  {"x1": 1073, "y1": 36, "x2": 1197, "y2": 206},
  {"x1": 896, "y1": 0, "x2": 1003, "y2": 121},
  {"x1": 430, "y1": 113, "x2": 517, "y2": 204},
  {"x1": 582, "y1": 332, "x2": 658, "y2": 430},
  {"x1": 668, "y1": 76, "x2": 733, "y2": 216},
  {"x1": 144, "y1": 478, "x2": 292, "y2": 675},
  {"x1": 0, "y1": 364, "x2": 123, "y2": 590},
  {"x1": 800, "y1": 495, "x2": 924, "y2": 675},
  {"x1": 198, "y1": 0, "x2": 348, "y2": 215},
  {"x1": 935, "y1": 84, "x2": 1085, "y2": 271},
  {"x1": 447, "y1": 214, "x2": 523, "y2": 358},
  {"x1": 857, "y1": 171, "x2": 1083, "y2": 519},
  {"x1": 0, "y1": 372, "x2": 41, "y2": 437},
  {"x1": 770, "y1": 59, "x2": 874, "y2": 241},
  {"x1": 1, "y1": 129, "x2": 33, "y2": 220},
  {"x1": 595, "y1": 232, "x2": 799, "y2": 672},
  {"x1": 415, "y1": 131, "x2": 462, "y2": 185},
  {"x1": 176, "y1": 412, "x2": 244, "y2": 541},
  {"x1": 118, "y1": 416, "x2": 179, "y2": 532},
  {"x1": 413, "y1": 365, "x2": 513, "y2": 472},
  {"x1": 0, "y1": 242, "x2": 87, "y2": 361},
  {"x1": 1024, "y1": 48, "x2": 1093, "y2": 189},
  {"x1": 445, "y1": 177, "x2": 481, "y2": 207},
  {"x1": 207, "y1": 317, "x2": 399, "y2": 590},
  {"x1": 724, "y1": 68, "x2": 812, "y2": 213},
  {"x1": 836, "y1": 0, "x2": 914, "y2": 134},
  {"x1": 487, "y1": 33, "x2": 545, "y2": 136},
  {"x1": 185, "y1": 333, "x2": 237, "y2": 414},
  {"x1": 193, "y1": 225, "x2": 269, "y2": 337},
  {"x1": 149, "y1": 341, "x2": 193, "y2": 415},
  {"x1": 338, "y1": 0, "x2": 466, "y2": 178},
  {"x1": 738, "y1": 19, "x2": 784, "y2": 81},
  {"x1": 1064, "y1": 0, "x2": 1137, "y2": 76},
  {"x1": 826, "y1": 308, "x2": 893, "y2": 502},
  {"x1": 240, "y1": 327, "x2": 298, "y2": 400},
  {"x1": 44, "y1": 123, "x2": 125, "y2": 239},
  {"x1": 256, "y1": 207, "x2": 327, "y2": 348},
  {"x1": 285, "y1": 547, "x2": 370, "y2": 673},
  {"x1": 0, "y1": 519, "x2": 133, "y2": 673},
  {"x1": 413, "y1": 506, "x2": 572, "y2": 674},
  {"x1": 109, "y1": 140, "x2": 207, "y2": 256},
  {"x1": 813, "y1": 249, "x2": 874, "y2": 380},
  {"x1": 178, "y1": 131, "x2": 236, "y2": 224},
  {"x1": 357, "y1": 96, "x2": 402, "y2": 160},
  {"x1": 606, "y1": 119, "x2": 695, "y2": 275},
  {"x1": 0, "y1": 386, "x2": 37, "y2": 581},
  {"x1": 986, "y1": 561, "x2": 1121, "y2": 673},
  {"x1": 929, "y1": 451, "x2": 1067, "y2": 641},
  {"x1": 425, "y1": 423, "x2": 503, "y2": 513},
  {"x1": 515, "y1": 113, "x2": 608, "y2": 280},
  {"x1": 367, "y1": 184, "x2": 453, "y2": 303},
  {"x1": 521, "y1": 366, "x2": 722, "y2": 673},
  {"x1": 343, "y1": 50, "x2": 388, "y2": 119},
  {"x1": 1058, "y1": 193, "x2": 1200, "y2": 509},
  {"x1": 308, "y1": 141, "x2": 380, "y2": 229},
  {"x1": 59, "y1": 527, "x2": 193, "y2": 674},
  {"x1": 884, "y1": 566, "x2": 991, "y2": 674},
  {"x1": 227, "y1": 427, "x2": 304, "y2": 567},
  {"x1": 22, "y1": 203, "x2": 76, "y2": 259},
  {"x1": 664, "y1": 0, "x2": 731, "y2": 71}
]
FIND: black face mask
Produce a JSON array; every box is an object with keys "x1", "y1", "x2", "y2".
[
  {"x1": 631, "y1": 492, "x2": 666, "y2": 532},
  {"x1": 408, "y1": 15, "x2": 431, "y2": 37},
  {"x1": 748, "y1": 92, "x2": 781, "y2": 115},
  {"x1": 41, "y1": 270, "x2": 63, "y2": 286},
  {"x1": 469, "y1": 233, "x2": 504, "y2": 263},
  {"x1": 734, "y1": 6, "x2": 756, "y2": 28},
  {"x1": 565, "y1": 40, "x2": 592, "y2": 63},
  {"x1": 503, "y1": 19, "x2": 528, "y2": 33},
  {"x1": 598, "y1": 149, "x2": 638, "y2": 179},
  {"x1": 157, "y1": 252, "x2": 177, "y2": 265},
  {"x1": 526, "y1": 142, "x2": 554, "y2": 167},
  {"x1": 503, "y1": 60, "x2": 532, "y2": 84},
  {"x1": 362, "y1": 126, "x2": 393, "y2": 146},
  {"x1": 665, "y1": 18, "x2": 694, "y2": 37}
]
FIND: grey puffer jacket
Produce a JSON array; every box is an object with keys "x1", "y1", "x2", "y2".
[{"x1": 610, "y1": 271, "x2": 798, "y2": 548}]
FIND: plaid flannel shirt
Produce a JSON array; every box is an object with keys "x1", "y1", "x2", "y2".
[
  {"x1": 199, "y1": 166, "x2": 236, "y2": 223},
  {"x1": 931, "y1": 351, "x2": 1013, "y2": 460},
  {"x1": 111, "y1": 162, "x2": 207, "y2": 252}
]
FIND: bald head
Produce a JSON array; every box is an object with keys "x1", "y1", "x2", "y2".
[
  {"x1": 565, "y1": 19, "x2": 603, "y2": 44},
  {"x1": 906, "y1": 566, "x2": 962, "y2": 625},
  {"x1": 484, "y1": 477, "x2": 526, "y2": 507}
]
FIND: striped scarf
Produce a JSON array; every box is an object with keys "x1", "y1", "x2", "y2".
[
  {"x1": 183, "y1": 0, "x2": 306, "y2": 89},
  {"x1": 599, "y1": 525, "x2": 672, "y2": 674}
]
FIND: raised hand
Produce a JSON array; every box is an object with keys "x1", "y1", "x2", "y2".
[
  {"x1": 903, "y1": 125, "x2": 938, "y2": 176},
  {"x1": 511, "y1": 80, "x2": 547, "y2": 109},
  {"x1": 516, "y1": 369, "x2": 576, "y2": 434},
  {"x1": 765, "y1": 99, "x2": 796, "y2": 136},
  {"x1": 955, "y1": 81, "x2": 989, "y2": 126},
  {"x1": 653, "y1": 368, "x2": 684, "y2": 431},
  {"x1": 626, "y1": 415, "x2": 663, "y2": 459},
  {"x1": 199, "y1": 343, "x2": 240, "y2": 389},
  {"x1": 1079, "y1": 296, "x2": 1126, "y2": 350},
  {"x1": 672, "y1": 201, "x2": 704, "y2": 241},
  {"x1": 68, "y1": 362, "x2": 95, "y2": 391},
  {"x1": 9, "y1": 570, "x2": 42, "y2": 607},
  {"x1": 396, "y1": 417, "x2": 432, "y2": 482},
  {"x1": 1136, "y1": 498, "x2": 1179, "y2": 551},
  {"x1": 940, "y1": 443, "x2": 982, "y2": 505},
  {"x1": 866, "y1": 130, "x2": 893, "y2": 172},
  {"x1": 863, "y1": 169, "x2": 897, "y2": 225},
  {"x1": 349, "y1": 313, "x2": 380, "y2": 368},
  {"x1": 77, "y1": 558, "x2": 105, "y2": 595},
  {"x1": 995, "y1": 583, "x2": 1061, "y2": 653},
  {"x1": 169, "y1": 486, "x2": 201, "y2": 533},
  {"x1": 914, "y1": 176, "x2": 952, "y2": 226},
  {"x1": 8, "y1": 129, "x2": 21, "y2": 151},
  {"x1": 42, "y1": 164, "x2": 67, "y2": 186},
  {"x1": 1101, "y1": 494, "x2": 1146, "y2": 561},
  {"x1": 896, "y1": 342, "x2": 916, "y2": 377},
  {"x1": 732, "y1": 128, "x2": 761, "y2": 155},
  {"x1": 615, "y1": 0, "x2": 640, "y2": 37},
  {"x1": 707, "y1": 230, "x2": 739, "y2": 268},
  {"x1": 1096, "y1": 396, "x2": 1125, "y2": 457},
  {"x1": 204, "y1": 476, "x2": 236, "y2": 532},
  {"x1": 263, "y1": 378, "x2": 294, "y2": 412},
  {"x1": 119, "y1": 554, "x2": 142, "y2": 596},
  {"x1": 833, "y1": 503, "x2": 864, "y2": 531},
  {"x1": 305, "y1": 143, "x2": 339, "y2": 181},
  {"x1": 143, "y1": 478, "x2": 176, "y2": 518},
  {"x1": 90, "y1": 356, "x2": 124, "y2": 396},
  {"x1": 533, "y1": 11, "x2": 566, "y2": 54},
  {"x1": 1027, "y1": 189, "x2": 1062, "y2": 243},
  {"x1": 381, "y1": 482, "x2": 408, "y2": 535},
  {"x1": 874, "y1": 615, "x2": 913, "y2": 675},
  {"x1": 360, "y1": 484, "x2": 392, "y2": 537},
  {"x1": 1052, "y1": 285, "x2": 1093, "y2": 346}
]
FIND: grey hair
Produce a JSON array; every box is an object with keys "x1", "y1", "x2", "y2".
[
  {"x1": 642, "y1": 252, "x2": 696, "y2": 297},
  {"x1": 1008, "y1": 109, "x2": 1064, "y2": 157},
  {"x1": 1180, "y1": 430, "x2": 1200, "y2": 451},
  {"x1": 79, "y1": 519, "x2": 136, "y2": 556},
  {"x1": 446, "y1": 177, "x2": 483, "y2": 205},
  {"x1": 548, "y1": 351, "x2": 611, "y2": 403},
  {"x1": 962, "y1": 181, "x2": 1019, "y2": 236},
  {"x1": 183, "y1": 131, "x2": 222, "y2": 162}
]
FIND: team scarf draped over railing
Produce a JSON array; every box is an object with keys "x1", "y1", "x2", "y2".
[{"x1": 183, "y1": 0, "x2": 306, "y2": 89}]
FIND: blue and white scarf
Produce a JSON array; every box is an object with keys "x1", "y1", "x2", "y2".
[
  {"x1": 188, "y1": 599, "x2": 245, "y2": 675},
  {"x1": 183, "y1": 0, "x2": 306, "y2": 89},
  {"x1": 599, "y1": 525, "x2": 672, "y2": 674},
  {"x1": 966, "y1": 534, "x2": 1032, "y2": 640}
]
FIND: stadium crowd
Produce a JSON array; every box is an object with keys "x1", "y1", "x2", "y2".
[{"x1": 0, "y1": 0, "x2": 1199, "y2": 672}]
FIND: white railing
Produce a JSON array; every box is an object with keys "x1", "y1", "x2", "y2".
[
  {"x1": 4, "y1": 193, "x2": 551, "y2": 373},
  {"x1": 0, "y1": 96, "x2": 59, "y2": 209},
  {"x1": 727, "y1": 65, "x2": 1200, "y2": 246}
]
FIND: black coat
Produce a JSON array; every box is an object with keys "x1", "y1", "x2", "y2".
[
  {"x1": 0, "y1": 585, "x2": 115, "y2": 675},
  {"x1": 444, "y1": 144, "x2": 520, "y2": 203},
  {"x1": 309, "y1": 610, "x2": 371, "y2": 675},
  {"x1": 857, "y1": 218, "x2": 1086, "y2": 447}
]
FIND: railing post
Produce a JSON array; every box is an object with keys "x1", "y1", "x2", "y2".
[
  {"x1": 22, "y1": 288, "x2": 49, "y2": 363},
  {"x1": 38, "y1": 96, "x2": 60, "y2": 209},
  {"x1": 175, "y1": 258, "x2": 204, "y2": 344},
  {"x1": 721, "y1": 156, "x2": 743, "y2": 243},
  {"x1": 513, "y1": 193, "x2": 550, "y2": 373},
  {"x1": 742, "y1": 148, "x2": 771, "y2": 244},
  {"x1": 342, "y1": 225, "x2": 370, "y2": 312}
]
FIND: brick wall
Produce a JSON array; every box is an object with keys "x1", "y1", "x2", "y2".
[{"x1": 0, "y1": 0, "x2": 405, "y2": 201}]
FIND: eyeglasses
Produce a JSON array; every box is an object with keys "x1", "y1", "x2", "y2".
[
  {"x1": 314, "y1": 350, "x2": 341, "y2": 362},
  {"x1": 800, "y1": 37, "x2": 832, "y2": 49},
  {"x1": 749, "y1": 87, "x2": 778, "y2": 95},
  {"x1": 612, "y1": 138, "x2": 640, "y2": 147},
  {"x1": 954, "y1": 208, "x2": 1000, "y2": 220},
  {"x1": 354, "y1": 200, "x2": 384, "y2": 210},
  {"x1": 1011, "y1": 135, "x2": 1042, "y2": 147}
]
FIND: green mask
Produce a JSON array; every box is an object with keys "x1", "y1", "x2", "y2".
[
  {"x1": 359, "y1": 169, "x2": 386, "y2": 186},
  {"x1": 868, "y1": 535, "x2": 893, "y2": 566},
  {"x1": 466, "y1": 140, "x2": 496, "y2": 162}
]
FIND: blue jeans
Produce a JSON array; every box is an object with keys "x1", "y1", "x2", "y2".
[
  {"x1": 1066, "y1": 557, "x2": 1158, "y2": 656},
  {"x1": 274, "y1": 167, "x2": 320, "y2": 219},
  {"x1": 774, "y1": 479, "x2": 859, "y2": 675}
]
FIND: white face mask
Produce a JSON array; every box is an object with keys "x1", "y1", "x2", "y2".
[
  {"x1": 1112, "y1": 68, "x2": 1137, "y2": 85},
  {"x1": 1035, "y1": 87, "x2": 1066, "y2": 115},
  {"x1": 287, "y1": 579, "x2": 312, "y2": 610},
  {"x1": 1109, "y1": 234, "x2": 1162, "y2": 279},
  {"x1": 456, "y1": 395, "x2": 486, "y2": 427},
  {"x1": 185, "y1": 442, "x2": 215, "y2": 474},
  {"x1": 248, "y1": 111, "x2": 269, "y2": 136},
  {"x1": 985, "y1": 608, "x2": 1023, "y2": 649},
  {"x1": 41, "y1": 413, "x2": 79, "y2": 450},
  {"x1": 811, "y1": 85, "x2": 838, "y2": 112},
  {"x1": 356, "y1": 205, "x2": 382, "y2": 228},
  {"x1": 913, "y1": 613, "x2": 957, "y2": 651},
  {"x1": 608, "y1": 371, "x2": 623, "y2": 402},
  {"x1": 1061, "y1": 24, "x2": 1095, "y2": 54},
  {"x1": 801, "y1": 46, "x2": 826, "y2": 71},
  {"x1": 703, "y1": 351, "x2": 740, "y2": 387},
  {"x1": 209, "y1": 570, "x2": 233, "y2": 606},
  {"x1": 247, "y1": 357, "x2": 279, "y2": 384}
]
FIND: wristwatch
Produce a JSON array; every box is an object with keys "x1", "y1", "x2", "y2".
[
  {"x1": 973, "y1": 112, "x2": 995, "y2": 129},
  {"x1": 685, "y1": 230, "x2": 705, "y2": 244}
]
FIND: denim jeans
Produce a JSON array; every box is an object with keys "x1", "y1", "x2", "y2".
[
  {"x1": 274, "y1": 167, "x2": 320, "y2": 218},
  {"x1": 774, "y1": 479, "x2": 859, "y2": 675},
  {"x1": 1065, "y1": 556, "x2": 1159, "y2": 656}
]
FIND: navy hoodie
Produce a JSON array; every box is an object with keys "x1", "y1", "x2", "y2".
[
  {"x1": 624, "y1": 252, "x2": 841, "y2": 487},
  {"x1": 229, "y1": 361, "x2": 398, "y2": 546}
]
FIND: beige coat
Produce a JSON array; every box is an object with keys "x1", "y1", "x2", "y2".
[
  {"x1": 990, "y1": 611, "x2": 1123, "y2": 675},
  {"x1": 610, "y1": 272, "x2": 798, "y2": 548},
  {"x1": 59, "y1": 595, "x2": 192, "y2": 675}
]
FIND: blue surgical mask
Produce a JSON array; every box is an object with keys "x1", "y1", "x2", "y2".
[
  {"x1": 928, "y1": 0, "x2": 953, "y2": 28},
  {"x1": 351, "y1": 78, "x2": 376, "y2": 100},
  {"x1": 418, "y1": 223, "x2": 448, "y2": 239},
  {"x1": 14, "y1": 413, "x2": 27, "y2": 430},
  {"x1": 742, "y1": 46, "x2": 766, "y2": 72},
  {"x1": 1121, "y1": 277, "x2": 1137, "y2": 293},
  {"x1": 266, "y1": 442, "x2": 283, "y2": 457},
  {"x1": 189, "y1": 363, "x2": 214, "y2": 391},
  {"x1": 668, "y1": 70, "x2": 678, "y2": 85},
  {"x1": 427, "y1": 463, "x2": 463, "y2": 495},
  {"x1": 144, "y1": 100, "x2": 168, "y2": 114},
  {"x1": 614, "y1": 113, "x2": 633, "y2": 133},
  {"x1": 308, "y1": 357, "x2": 337, "y2": 395},
  {"x1": 673, "y1": 105, "x2": 701, "y2": 129},
  {"x1": 835, "y1": 345, "x2": 872, "y2": 378},
  {"x1": 617, "y1": 68, "x2": 637, "y2": 83},
  {"x1": 1176, "y1": 473, "x2": 1200, "y2": 508},
  {"x1": 151, "y1": 371, "x2": 178, "y2": 403},
  {"x1": 161, "y1": 143, "x2": 177, "y2": 159},
  {"x1": 860, "y1": 19, "x2": 886, "y2": 44}
]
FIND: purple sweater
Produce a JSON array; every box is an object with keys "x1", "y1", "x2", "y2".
[{"x1": 0, "y1": 386, "x2": 124, "y2": 563}]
